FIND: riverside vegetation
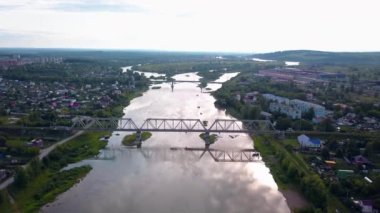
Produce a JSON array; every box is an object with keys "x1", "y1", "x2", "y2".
[
  {"x1": 0, "y1": 131, "x2": 108, "y2": 213},
  {"x1": 254, "y1": 135, "x2": 348, "y2": 212}
]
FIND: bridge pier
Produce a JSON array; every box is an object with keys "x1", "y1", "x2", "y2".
[
  {"x1": 135, "y1": 130, "x2": 142, "y2": 148},
  {"x1": 204, "y1": 131, "x2": 211, "y2": 149}
]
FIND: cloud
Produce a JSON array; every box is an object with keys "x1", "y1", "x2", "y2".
[
  {"x1": 0, "y1": 30, "x2": 40, "y2": 48},
  {"x1": 0, "y1": 30, "x2": 31, "y2": 40},
  {"x1": 0, "y1": 29, "x2": 67, "y2": 48},
  {"x1": 176, "y1": 12, "x2": 196, "y2": 18},
  {"x1": 1, "y1": 0, "x2": 380, "y2": 52},
  {"x1": 0, "y1": 4, "x2": 22, "y2": 11},
  {"x1": 50, "y1": 1, "x2": 144, "y2": 13}
]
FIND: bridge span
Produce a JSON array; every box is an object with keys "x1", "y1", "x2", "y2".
[
  {"x1": 71, "y1": 117, "x2": 276, "y2": 133},
  {"x1": 3, "y1": 117, "x2": 277, "y2": 148},
  {"x1": 151, "y1": 79, "x2": 224, "y2": 84},
  {"x1": 95, "y1": 147, "x2": 261, "y2": 163},
  {"x1": 70, "y1": 117, "x2": 277, "y2": 148}
]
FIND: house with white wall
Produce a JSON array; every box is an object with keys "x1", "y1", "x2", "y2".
[{"x1": 297, "y1": 134, "x2": 322, "y2": 149}]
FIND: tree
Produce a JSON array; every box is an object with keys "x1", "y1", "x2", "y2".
[
  {"x1": 321, "y1": 147, "x2": 330, "y2": 160},
  {"x1": 327, "y1": 140, "x2": 338, "y2": 151},
  {"x1": 317, "y1": 118, "x2": 335, "y2": 132},
  {"x1": 302, "y1": 108, "x2": 315, "y2": 120},
  {"x1": 199, "y1": 80, "x2": 207, "y2": 88},
  {"x1": 0, "y1": 136, "x2": 6, "y2": 147},
  {"x1": 0, "y1": 192, "x2": 4, "y2": 204},
  {"x1": 14, "y1": 167, "x2": 29, "y2": 188},
  {"x1": 374, "y1": 198, "x2": 380, "y2": 210},
  {"x1": 329, "y1": 182, "x2": 344, "y2": 196},
  {"x1": 249, "y1": 106, "x2": 261, "y2": 119},
  {"x1": 346, "y1": 141, "x2": 359, "y2": 157},
  {"x1": 336, "y1": 148, "x2": 344, "y2": 158},
  {"x1": 28, "y1": 158, "x2": 43, "y2": 178},
  {"x1": 293, "y1": 119, "x2": 313, "y2": 131},
  {"x1": 365, "y1": 141, "x2": 380, "y2": 157},
  {"x1": 287, "y1": 164, "x2": 298, "y2": 180},
  {"x1": 301, "y1": 175, "x2": 327, "y2": 208},
  {"x1": 276, "y1": 117, "x2": 292, "y2": 130}
]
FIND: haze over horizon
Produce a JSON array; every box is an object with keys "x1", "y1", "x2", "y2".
[{"x1": 1, "y1": 0, "x2": 380, "y2": 53}]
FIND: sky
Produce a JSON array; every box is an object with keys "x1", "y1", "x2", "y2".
[{"x1": 0, "y1": 0, "x2": 380, "y2": 53}]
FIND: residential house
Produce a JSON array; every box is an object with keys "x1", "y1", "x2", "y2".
[
  {"x1": 27, "y1": 138, "x2": 44, "y2": 148},
  {"x1": 352, "y1": 155, "x2": 373, "y2": 167},
  {"x1": 243, "y1": 92, "x2": 259, "y2": 104},
  {"x1": 297, "y1": 134, "x2": 322, "y2": 149},
  {"x1": 355, "y1": 200, "x2": 375, "y2": 213}
]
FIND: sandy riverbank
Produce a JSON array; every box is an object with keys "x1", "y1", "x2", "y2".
[{"x1": 280, "y1": 189, "x2": 310, "y2": 211}]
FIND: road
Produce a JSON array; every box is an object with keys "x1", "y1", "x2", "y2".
[
  {"x1": 0, "y1": 121, "x2": 93, "y2": 190},
  {"x1": 38, "y1": 130, "x2": 85, "y2": 160}
]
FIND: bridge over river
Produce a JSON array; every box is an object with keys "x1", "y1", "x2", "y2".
[
  {"x1": 152, "y1": 79, "x2": 224, "y2": 84},
  {"x1": 1, "y1": 116, "x2": 278, "y2": 148},
  {"x1": 70, "y1": 117, "x2": 278, "y2": 147},
  {"x1": 95, "y1": 147, "x2": 261, "y2": 163}
]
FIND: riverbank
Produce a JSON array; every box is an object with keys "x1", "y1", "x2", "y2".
[
  {"x1": 108, "y1": 89, "x2": 147, "y2": 117},
  {"x1": 253, "y1": 136, "x2": 313, "y2": 211},
  {"x1": 9, "y1": 88, "x2": 148, "y2": 211},
  {"x1": 253, "y1": 135, "x2": 348, "y2": 212},
  {"x1": 0, "y1": 131, "x2": 109, "y2": 212}
]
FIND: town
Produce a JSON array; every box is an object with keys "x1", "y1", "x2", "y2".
[
  {"x1": 1, "y1": 0, "x2": 380, "y2": 212},
  {"x1": 213, "y1": 58, "x2": 380, "y2": 212},
  {"x1": 0, "y1": 54, "x2": 151, "y2": 195},
  {"x1": 0, "y1": 49, "x2": 379, "y2": 213}
]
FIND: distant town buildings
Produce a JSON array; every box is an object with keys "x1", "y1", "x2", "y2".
[
  {"x1": 0, "y1": 74, "x2": 132, "y2": 116},
  {"x1": 255, "y1": 68, "x2": 346, "y2": 84},
  {"x1": 242, "y1": 91, "x2": 259, "y2": 104},
  {"x1": 263, "y1": 93, "x2": 327, "y2": 120},
  {"x1": 0, "y1": 55, "x2": 63, "y2": 70}
]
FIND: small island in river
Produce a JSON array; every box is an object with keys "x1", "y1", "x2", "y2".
[{"x1": 122, "y1": 132, "x2": 152, "y2": 146}]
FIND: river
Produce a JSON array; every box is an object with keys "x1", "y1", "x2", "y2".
[{"x1": 41, "y1": 71, "x2": 290, "y2": 213}]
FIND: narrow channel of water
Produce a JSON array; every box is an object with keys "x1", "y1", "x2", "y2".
[{"x1": 42, "y1": 71, "x2": 290, "y2": 213}]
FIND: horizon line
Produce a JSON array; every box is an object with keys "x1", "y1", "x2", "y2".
[{"x1": 1, "y1": 47, "x2": 380, "y2": 54}]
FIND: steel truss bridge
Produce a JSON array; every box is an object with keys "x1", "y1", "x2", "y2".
[
  {"x1": 152, "y1": 80, "x2": 224, "y2": 84},
  {"x1": 70, "y1": 117, "x2": 277, "y2": 147},
  {"x1": 3, "y1": 117, "x2": 278, "y2": 148},
  {"x1": 95, "y1": 147, "x2": 261, "y2": 163},
  {"x1": 71, "y1": 117, "x2": 276, "y2": 133}
]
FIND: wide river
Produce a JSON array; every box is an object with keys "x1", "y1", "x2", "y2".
[{"x1": 42, "y1": 71, "x2": 290, "y2": 213}]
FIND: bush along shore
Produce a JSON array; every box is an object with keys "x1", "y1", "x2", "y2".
[
  {"x1": 253, "y1": 135, "x2": 348, "y2": 212},
  {"x1": 0, "y1": 131, "x2": 109, "y2": 213}
]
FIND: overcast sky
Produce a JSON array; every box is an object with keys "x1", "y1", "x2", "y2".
[{"x1": 0, "y1": 0, "x2": 379, "y2": 52}]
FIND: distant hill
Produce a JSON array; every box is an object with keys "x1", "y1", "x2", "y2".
[{"x1": 252, "y1": 50, "x2": 380, "y2": 65}]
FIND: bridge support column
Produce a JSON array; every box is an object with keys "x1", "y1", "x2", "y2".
[
  {"x1": 204, "y1": 131, "x2": 211, "y2": 149},
  {"x1": 135, "y1": 130, "x2": 142, "y2": 148}
]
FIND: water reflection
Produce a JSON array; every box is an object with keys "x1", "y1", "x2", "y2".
[{"x1": 42, "y1": 72, "x2": 290, "y2": 213}]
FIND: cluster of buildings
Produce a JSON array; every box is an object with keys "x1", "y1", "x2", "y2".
[
  {"x1": 262, "y1": 93, "x2": 328, "y2": 120},
  {"x1": 255, "y1": 68, "x2": 346, "y2": 85},
  {"x1": 297, "y1": 134, "x2": 378, "y2": 213},
  {"x1": 0, "y1": 54, "x2": 63, "y2": 70},
  {"x1": 0, "y1": 76, "x2": 132, "y2": 116},
  {"x1": 336, "y1": 113, "x2": 380, "y2": 131}
]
